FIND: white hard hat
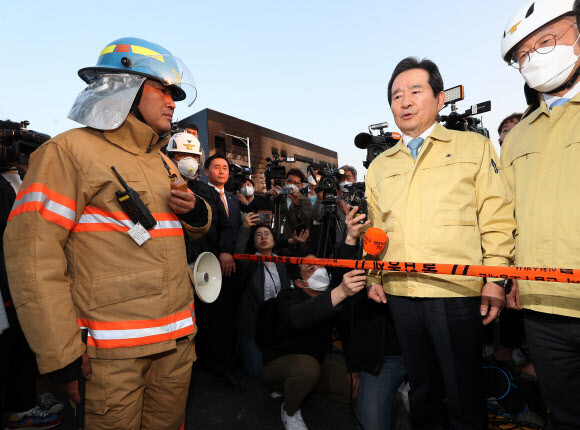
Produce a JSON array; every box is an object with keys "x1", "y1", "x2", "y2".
[
  {"x1": 167, "y1": 132, "x2": 204, "y2": 158},
  {"x1": 501, "y1": 0, "x2": 576, "y2": 63}
]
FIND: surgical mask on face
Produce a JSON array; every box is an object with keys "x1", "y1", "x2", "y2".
[
  {"x1": 306, "y1": 268, "x2": 330, "y2": 291},
  {"x1": 339, "y1": 181, "x2": 353, "y2": 193},
  {"x1": 520, "y1": 35, "x2": 580, "y2": 92},
  {"x1": 286, "y1": 184, "x2": 300, "y2": 193},
  {"x1": 241, "y1": 185, "x2": 254, "y2": 197},
  {"x1": 307, "y1": 175, "x2": 317, "y2": 186},
  {"x1": 177, "y1": 157, "x2": 199, "y2": 180}
]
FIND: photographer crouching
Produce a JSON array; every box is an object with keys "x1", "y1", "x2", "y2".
[{"x1": 257, "y1": 205, "x2": 368, "y2": 430}]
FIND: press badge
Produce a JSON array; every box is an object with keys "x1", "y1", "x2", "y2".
[{"x1": 128, "y1": 222, "x2": 151, "y2": 246}]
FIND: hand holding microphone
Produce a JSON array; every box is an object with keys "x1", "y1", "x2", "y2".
[{"x1": 363, "y1": 227, "x2": 388, "y2": 304}]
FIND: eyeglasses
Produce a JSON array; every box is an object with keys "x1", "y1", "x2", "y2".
[
  {"x1": 509, "y1": 22, "x2": 578, "y2": 69},
  {"x1": 255, "y1": 231, "x2": 272, "y2": 238}
]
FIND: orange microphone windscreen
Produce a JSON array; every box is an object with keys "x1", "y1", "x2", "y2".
[{"x1": 363, "y1": 228, "x2": 387, "y2": 256}]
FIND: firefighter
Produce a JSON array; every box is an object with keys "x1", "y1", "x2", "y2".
[{"x1": 4, "y1": 37, "x2": 210, "y2": 429}]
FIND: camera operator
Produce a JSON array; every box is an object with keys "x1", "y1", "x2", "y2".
[
  {"x1": 500, "y1": 1, "x2": 580, "y2": 427},
  {"x1": 365, "y1": 57, "x2": 516, "y2": 429},
  {"x1": 236, "y1": 178, "x2": 255, "y2": 213},
  {"x1": 310, "y1": 165, "x2": 357, "y2": 253},
  {"x1": 267, "y1": 168, "x2": 312, "y2": 240}
]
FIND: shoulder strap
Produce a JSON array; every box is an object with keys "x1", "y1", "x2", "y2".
[{"x1": 159, "y1": 152, "x2": 180, "y2": 179}]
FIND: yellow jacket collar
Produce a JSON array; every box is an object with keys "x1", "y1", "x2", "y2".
[
  {"x1": 104, "y1": 114, "x2": 169, "y2": 155},
  {"x1": 429, "y1": 123, "x2": 453, "y2": 142},
  {"x1": 525, "y1": 91, "x2": 580, "y2": 124},
  {"x1": 384, "y1": 122, "x2": 452, "y2": 158}
]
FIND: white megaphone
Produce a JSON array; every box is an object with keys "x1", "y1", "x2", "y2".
[{"x1": 189, "y1": 252, "x2": 222, "y2": 303}]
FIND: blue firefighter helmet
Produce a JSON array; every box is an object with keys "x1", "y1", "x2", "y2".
[{"x1": 78, "y1": 37, "x2": 196, "y2": 105}]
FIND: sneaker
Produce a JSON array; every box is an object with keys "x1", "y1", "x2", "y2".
[
  {"x1": 270, "y1": 391, "x2": 283, "y2": 399},
  {"x1": 281, "y1": 403, "x2": 308, "y2": 430},
  {"x1": 37, "y1": 392, "x2": 64, "y2": 414},
  {"x1": 7, "y1": 405, "x2": 62, "y2": 429}
]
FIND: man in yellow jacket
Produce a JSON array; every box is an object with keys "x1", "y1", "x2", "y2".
[
  {"x1": 500, "y1": 1, "x2": 580, "y2": 427},
  {"x1": 4, "y1": 37, "x2": 211, "y2": 429},
  {"x1": 365, "y1": 57, "x2": 516, "y2": 429}
]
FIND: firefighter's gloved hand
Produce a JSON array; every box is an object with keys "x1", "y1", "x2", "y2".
[{"x1": 168, "y1": 190, "x2": 196, "y2": 214}]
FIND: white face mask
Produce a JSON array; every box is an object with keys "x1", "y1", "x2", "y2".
[
  {"x1": 306, "y1": 268, "x2": 330, "y2": 291},
  {"x1": 307, "y1": 175, "x2": 317, "y2": 186},
  {"x1": 286, "y1": 184, "x2": 300, "y2": 193},
  {"x1": 177, "y1": 157, "x2": 199, "y2": 180},
  {"x1": 241, "y1": 185, "x2": 254, "y2": 197},
  {"x1": 520, "y1": 35, "x2": 580, "y2": 93},
  {"x1": 339, "y1": 181, "x2": 353, "y2": 193}
]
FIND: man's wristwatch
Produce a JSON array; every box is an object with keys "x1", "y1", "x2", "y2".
[{"x1": 491, "y1": 279, "x2": 513, "y2": 295}]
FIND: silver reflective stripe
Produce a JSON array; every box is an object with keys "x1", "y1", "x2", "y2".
[
  {"x1": 81, "y1": 315, "x2": 193, "y2": 340},
  {"x1": 12, "y1": 191, "x2": 76, "y2": 222}
]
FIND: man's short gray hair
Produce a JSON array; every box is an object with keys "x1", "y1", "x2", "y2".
[{"x1": 340, "y1": 165, "x2": 357, "y2": 181}]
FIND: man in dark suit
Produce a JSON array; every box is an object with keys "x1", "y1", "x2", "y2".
[{"x1": 194, "y1": 153, "x2": 245, "y2": 388}]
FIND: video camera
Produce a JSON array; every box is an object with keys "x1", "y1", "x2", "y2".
[
  {"x1": 354, "y1": 122, "x2": 401, "y2": 169},
  {"x1": 439, "y1": 85, "x2": 491, "y2": 138},
  {"x1": 315, "y1": 168, "x2": 344, "y2": 197},
  {"x1": 343, "y1": 182, "x2": 368, "y2": 223},
  {"x1": 225, "y1": 162, "x2": 252, "y2": 194},
  {"x1": 264, "y1": 154, "x2": 295, "y2": 190},
  {"x1": 0, "y1": 120, "x2": 50, "y2": 171}
]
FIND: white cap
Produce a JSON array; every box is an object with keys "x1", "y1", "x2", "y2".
[{"x1": 501, "y1": 0, "x2": 576, "y2": 63}]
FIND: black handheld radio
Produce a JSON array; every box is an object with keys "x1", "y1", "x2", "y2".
[{"x1": 111, "y1": 166, "x2": 157, "y2": 230}]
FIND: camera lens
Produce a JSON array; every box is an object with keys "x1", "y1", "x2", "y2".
[{"x1": 320, "y1": 177, "x2": 333, "y2": 189}]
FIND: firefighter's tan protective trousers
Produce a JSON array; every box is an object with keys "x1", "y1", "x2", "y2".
[{"x1": 84, "y1": 336, "x2": 194, "y2": 430}]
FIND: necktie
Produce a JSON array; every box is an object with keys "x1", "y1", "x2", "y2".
[
  {"x1": 408, "y1": 137, "x2": 424, "y2": 160},
  {"x1": 220, "y1": 190, "x2": 229, "y2": 217},
  {"x1": 550, "y1": 98, "x2": 570, "y2": 110}
]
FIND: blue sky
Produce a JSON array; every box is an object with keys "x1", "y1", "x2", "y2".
[{"x1": 1, "y1": 0, "x2": 528, "y2": 177}]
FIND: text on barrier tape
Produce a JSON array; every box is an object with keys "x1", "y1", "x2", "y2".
[{"x1": 232, "y1": 254, "x2": 580, "y2": 284}]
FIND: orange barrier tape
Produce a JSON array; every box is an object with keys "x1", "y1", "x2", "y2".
[{"x1": 233, "y1": 254, "x2": 580, "y2": 284}]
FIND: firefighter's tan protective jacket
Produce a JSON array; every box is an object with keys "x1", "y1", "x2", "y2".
[{"x1": 4, "y1": 115, "x2": 211, "y2": 373}]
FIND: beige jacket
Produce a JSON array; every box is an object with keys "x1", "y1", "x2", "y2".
[
  {"x1": 365, "y1": 123, "x2": 516, "y2": 298},
  {"x1": 4, "y1": 115, "x2": 211, "y2": 373},
  {"x1": 501, "y1": 93, "x2": 580, "y2": 318}
]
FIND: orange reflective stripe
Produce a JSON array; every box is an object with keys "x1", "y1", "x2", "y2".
[
  {"x1": 154, "y1": 212, "x2": 180, "y2": 221},
  {"x1": 79, "y1": 307, "x2": 196, "y2": 349},
  {"x1": 72, "y1": 206, "x2": 183, "y2": 236},
  {"x1": 9, "y1": 183, "x2": 77, "y2": 229},
  {"x1": 82, "y1": 205, "x2": 129, "y2": 220},
  {"x1": 72, "y1": 223, "x2": 129, "y2": 233},
  {"x1": 149, "y1": 228, "x2": 184, "y2": 237},
  {"x1": 9, "y1": 201, "x2": 76, "y2": 230},
  {"x1": 15, "y1": 183, "x2": 76, "y2": 211}
]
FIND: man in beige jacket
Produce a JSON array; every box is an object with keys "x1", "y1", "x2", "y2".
[
  {"x1": 365, "y1": 57, "x2": 516, "y2": 429},
  {"x1": 500, "y1": 1, "x2": 580, "y2": 427}
]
